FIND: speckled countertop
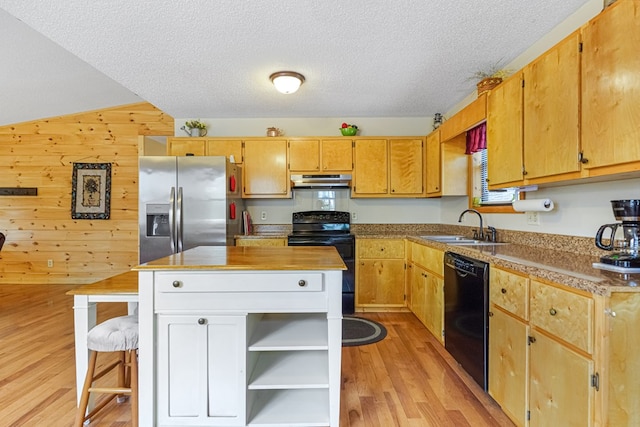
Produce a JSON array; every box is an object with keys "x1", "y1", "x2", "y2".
[{"x1": 240, "y1": 223, "x2": 640, "y2": 296}]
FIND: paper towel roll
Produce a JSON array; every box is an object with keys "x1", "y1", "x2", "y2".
[{"x1": 512, "y1": 199, "x2": 554, "y2": 212}]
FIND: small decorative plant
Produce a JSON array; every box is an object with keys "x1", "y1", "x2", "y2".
[
  {"x1": 184, "y1": 119, "x2": 206, "y2": 130},
  {"x1": 181, "y1": 119, "x2": 208, "y2": 137},
  {"x1": 468, "y1": 61, "x2": 512, "y2": 96}
]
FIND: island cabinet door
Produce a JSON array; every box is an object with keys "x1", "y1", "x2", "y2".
[{"x1": 157, "y1": 314, "x2": 247, "y2": 426}]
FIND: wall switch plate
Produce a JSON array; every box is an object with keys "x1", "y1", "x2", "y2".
[
  {"x1": 47, "y1": 259, "x2": 53, "y2": 268},
  {"x1": 526, "y1": 211, "x2": 540, "y2": 226},
  {"x1": 260, "y1": 211, "x2": 267, "y2": 221}
]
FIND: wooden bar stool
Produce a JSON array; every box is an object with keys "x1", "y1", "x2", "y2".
[{"x1": 75, "y1": 315, "x2": 139, "y2": 427}]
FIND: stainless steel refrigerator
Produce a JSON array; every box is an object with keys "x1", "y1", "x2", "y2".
[{"x1": 138, "y1": 156, "x2": 244, "y2": 263}]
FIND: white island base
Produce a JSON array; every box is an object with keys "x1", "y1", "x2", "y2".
[{"x1": 135, "y1": 246, "x2": 346, "y2": 426}]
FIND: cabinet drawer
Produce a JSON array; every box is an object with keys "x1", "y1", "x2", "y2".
[
  {"x1": 357, "y1": 239, "x2": 405, "y2": 259},
  {"x1": 490, "y1": 267, "x2": 529, "y2": 320},
  {"x1": 411, "y1": 243, "x2": 443, "y2": 275},
  {"x1": 530, "y1": 280, "x2": 593, "y2": 354},
  {"x1": 154, "y1": 272, "x2": 328, "y2": 312}
]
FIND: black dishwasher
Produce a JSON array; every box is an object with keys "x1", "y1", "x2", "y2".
[{"x1": 443, "y1": 251, "x2": 489, "y2": 391}]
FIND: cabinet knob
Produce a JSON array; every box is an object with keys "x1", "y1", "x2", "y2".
[
  {"x1": 605, "y1": 308, "x2": 617, "y2": 317},
  {"x1": 549, "y1": 308, "x2": 557, "y2": 316},
  {"x1": 298, "y1": 279, "x2": 307, "y2": 287},
  {"x1": 488, "y1": 311, "x2": 494, "y2": 317},
  {"x1": 528, "y1": 336, "x2": 536, "y2": 345},
  {"x1": 501, "y1": 288, "x2": 507, "y2": 294},
  {"x1": 172, "y1": 280, "x2": 182, "y2": 288},
  {"x1": 198, "y1": 318, "x2": 206, "y2": 325}
]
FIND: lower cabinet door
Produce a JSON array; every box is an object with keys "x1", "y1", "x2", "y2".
[
  {"x1": 157, "y1": 314, "x2": 247, "y2": 426},
  {"x1": 488, "y1": 307, "x2": 528, "y2": 427},
  {"x1": 424, "y1": 273, "x2": 444, "y2": 344},
  {"x1": 529, "y1": 330, "x2": 593, "y2": 427}
]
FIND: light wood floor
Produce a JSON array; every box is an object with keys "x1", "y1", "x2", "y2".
[{"x1": 0, "y1": 284, "x2": 514, "y2": 427}]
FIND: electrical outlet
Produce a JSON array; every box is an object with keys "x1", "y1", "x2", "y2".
[
  {"x1": 260, "y1": 211, "x2": 267, "y2": 221},
  {"x1": 526, "y1": 211, "x2": 540, "y2": 226},
  {"x1": 47, "y1": 259, "x2": 54, "y2": 268},
  {"x1": 352, "y1": 212, "x2": 357, "y2": 220}
]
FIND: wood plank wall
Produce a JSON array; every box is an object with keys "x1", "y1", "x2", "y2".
[{"x1": 0, "y1": 102, "x2": 174, "y2": 284}]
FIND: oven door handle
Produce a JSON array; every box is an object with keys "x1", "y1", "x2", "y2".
[{"x1": 289, "y1": 238, "x2": 349, "y2": 246}]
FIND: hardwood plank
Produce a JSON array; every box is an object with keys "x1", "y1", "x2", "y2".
[{"x1": 0, "y1": 285, "x2": 515, "y2": 426}]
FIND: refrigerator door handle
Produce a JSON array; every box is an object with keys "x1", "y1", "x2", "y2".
[
  {"x1": 169, "y1": 187, "x2": 176, "y2": 253},
  {"x1": 176, "y1": 187, "x2": 184, "y2": 253}
]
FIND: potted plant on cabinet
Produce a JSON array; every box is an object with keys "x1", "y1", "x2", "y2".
[
  {"x1": 181, "y1": 119, "x2": 208, "y2": 137},
  {"x1": 469, "y1": 63, "x2": 512, "y2": 97}
]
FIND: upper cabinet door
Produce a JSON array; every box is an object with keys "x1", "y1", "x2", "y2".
[
  {"x1": 582, "y1": 0, "x2": 640, "y2": 170},
  {"x1": 487, "y1": 72, "x2": 524, "y2": 187},
  {"x1": 352, "y1": 139, "x2": 388, "y2": 195},
  {"x1": 206, "y1": 139, "x2": 243, "y2": 164},
  {"x1": 242, "y1": 139, "x2": 290, "y2": 198},
  {"x1": 288, "y1": 139, "x2": 320, "y2": 172},
  {"x1": 167, "y1": 138, "x2": 206, "y2": 156},
  {"x1": 389, "y1": 139, "x2": 424, "y2": 195},
  {"x1": 321, "y1": 138, "x2": 353, "y2": 172},
  {"x1": 523, "y1": 30, "x2": 581, "y2": 180},
  {"x1": 425, "y1": 131, "x2": 441, "y2": 196}
]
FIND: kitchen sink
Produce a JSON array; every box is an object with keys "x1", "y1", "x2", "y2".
[{"x1": 420, "y1": 235, "x2": 509, "y2": 246}]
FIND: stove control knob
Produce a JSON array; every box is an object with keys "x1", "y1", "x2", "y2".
[{"x1": 298, "y1": 279, "x2": 307, "y2": 287}]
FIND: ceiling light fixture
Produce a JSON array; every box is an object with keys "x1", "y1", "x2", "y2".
[{"x1": 270, "y1": 71, "x2": 305, "y2": 94}]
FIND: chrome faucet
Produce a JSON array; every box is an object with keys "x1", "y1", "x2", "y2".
[{"x1": 458, "y1": 209, "x2": 485, "y2": 241}]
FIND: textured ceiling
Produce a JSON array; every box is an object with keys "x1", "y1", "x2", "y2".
[{"x1": 0, "y1": 0, "x2": 594, "y2": 123}]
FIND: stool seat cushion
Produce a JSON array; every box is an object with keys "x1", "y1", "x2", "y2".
[{"x1": 87, "y1": 315, "x2": 138, "y2": 352}]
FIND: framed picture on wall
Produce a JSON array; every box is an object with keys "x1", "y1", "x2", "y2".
[{"x1": 71, "y1": 162, "x2": 111, "y2": 219}]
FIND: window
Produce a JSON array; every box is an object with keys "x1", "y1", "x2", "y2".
[{"x1": 471, "y1": 149, "x2": 518, "y2": 207}]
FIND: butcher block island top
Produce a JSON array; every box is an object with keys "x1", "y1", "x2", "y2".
[
  {"x1": 135, "y1": 245, "x2": 345, "y2": 427},
  {"x1": 133, "y1": 245, "x2": 347, "y2": 271}
]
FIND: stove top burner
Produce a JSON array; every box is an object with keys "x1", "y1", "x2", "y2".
[{"x1": 290, "y1": 210, "x2": 351, "y2": 236}]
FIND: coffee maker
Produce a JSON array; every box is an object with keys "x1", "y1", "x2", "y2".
[{"x1": 595, "y1": 200, "x2": 640, "y2": 268}]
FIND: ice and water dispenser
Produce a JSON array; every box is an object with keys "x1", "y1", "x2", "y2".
[{"x1": 145, "y1": 204, "x2": 170, "y2": 237}]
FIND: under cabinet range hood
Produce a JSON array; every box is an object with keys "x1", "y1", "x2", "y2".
[{"x1": 290, "y1": 174, "x2": 352, "y2": 189}]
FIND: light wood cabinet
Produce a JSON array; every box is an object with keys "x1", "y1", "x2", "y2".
[
  {"x1": 488, "y1": 267, "x2": 529, "y2": 427},
  {"x1": 598, "y1": 291, "x2": 640, "y2": 426},
  {"x1": 235, "y1": 238, "x2": 287, "y2": 247},
  {"x1": 352, "y1": 138, "x2": 425, "y2": 197},
  {"x1": 523, "y1": 30, "x2": 581, "y2": 182},
  {"x1": 407, "y1": 242, "x2": 444, "y2": 343},
  {"x1": 356, "y1": 239, "x2": 406, "y2": 310},
  {"x1": 167, "y1": 137, "x2": 243, "y2": 164},
  {"x1": 206, "y1": 139, "x2": 243, "y2": 164},
  {"x1": 352, "y1": 139, "x2": 388, "y2": 195},
  {"x1": 167, "y1": 137, "x2": 207, "y2": 156},
  {"x1": 529, "y1": 331, "x2": 593, "y2": 427},
  {"x1": 242, "y1": 138, "x2": 290, "y2": 198},
  {"x1": 439, "y1": 93, "x2": 487, "y2": 142},
  {"x1": 581, "y1": 0, "x2": 640, "y2": 175},
  {"x1": 528, "y1": 280, "x2": 594, "y2": 426},
  {"x1": 489, "y1": 307, "x2": 528, "y2": 427},
  {"x1": 388, "y1": 139, "x2": 424, "y2": 195},
  {"x1": 530, "y1": 279, "x2": 593, "y2": 353},
  {"x1": 487, "y1": 72, "x2": 524, "y2": 188},
  {"x1": 288, "y1": 138, "x2": 353, "y2": 173},
  {"x1": 425, "y1": 130, "x2": 441, "y2": 196}
]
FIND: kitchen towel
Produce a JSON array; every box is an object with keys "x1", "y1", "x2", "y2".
[{"x1": 512, "y1": 198, "x2": 554, "y2": 212}]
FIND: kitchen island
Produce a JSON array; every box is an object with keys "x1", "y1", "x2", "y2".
[{"x1": 133, "y1": 245, "x2": 346, "y2": 427}]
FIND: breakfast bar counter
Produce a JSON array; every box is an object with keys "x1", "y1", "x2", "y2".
[{"x1": 133, "y1": 245, "x2": 346, "y2": 427}]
